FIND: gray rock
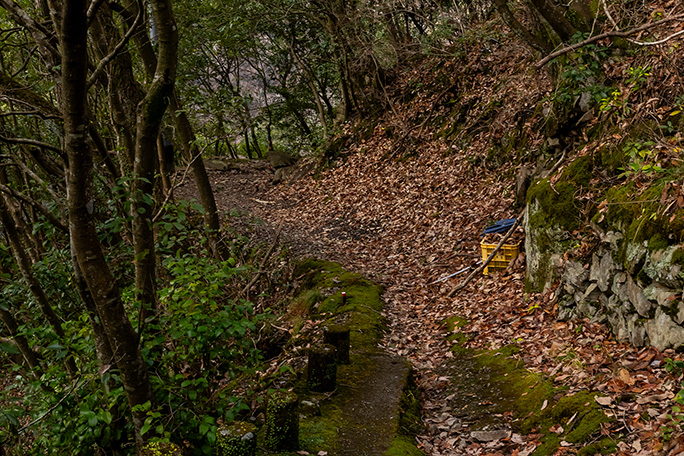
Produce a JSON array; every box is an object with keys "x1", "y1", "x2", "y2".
[
  {"x1": 579, "y1": 91, "x2": 592, "y2": 112},
  {"x1": 626, "y1": 241, "x2": 647, "y2": 275},
  {"x1": 644, "y1": 246, "x2": 684, "y2": 289},
  {"x1": 266, "y1": 150, "x2": 297, "y2": 168},
  {"x1": 643, "y1": 283, "x2": 678, "y2": 308},
  {"x1": 204, "y1": 158, "x2": 230, "y2": 170},
  {"x1": 599, "y1": 230, "x2": 623, "y2": 248},
  {"x1": 644, "y1": 308, "x2": 684, "y2": 350},
  {"x1": 470, "y1": 430, "x2": 511, "y2": 442},
  {"x1": 627, "y1": 276, "x2": 653, "y2": 318},
  {"x1": 589, "y1": 253, "x2": 601, "y2": 283},
  {"x1": 564, "y1": 260, "x2": 589, "y2": 290},
  {"x1": 597, "y1": 253, "x2": 616, "y2": 293},
  {"x1": 611, "y1": 273, "x2": 629, "y2": 302},
  {"x1": 676, "y1": 302, "x2": 684, "y2": 325}
]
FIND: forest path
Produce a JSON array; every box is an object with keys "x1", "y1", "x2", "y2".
[
  {"x1": 177, "y1": 153, "x2": 676, "y2": 456},
  {"x1": 177, "y1": 156, "x2": 534, "y2": 455}
]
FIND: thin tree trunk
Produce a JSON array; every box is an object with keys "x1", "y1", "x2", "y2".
[
  {"x1": 0, "y1": 307, "x2": 42, "y2": 374},
  {"x1": 120, "y1": 1, "x2": 222, "y2": 258},
  {"x1": 0, "y1": 196, "x2": 78, "y2": 377},
  {"x1": 60, "y1": 0, "x2": 154, "y2": 446},
  {"x1": 130, "y1": 0, "x2": 178, "y2": 321},
  {"x1": 168, "y1": 93, "x2": 224, "y2": 258},
  {"x1": 250, "y1": 125, "x2": 262, "y2": 158},
  {"x1": 289, "y1": 39, "x2": 329, "y2": 139}
]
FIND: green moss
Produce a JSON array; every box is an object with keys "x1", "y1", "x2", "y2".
[
  {"x1": 671, "y1": 248, "x2": 684, "y2": 267},
  {"x1": 139, "y1": 441, "x2": 183, "y2": 456},
  {"x1": 561, "y1": 155, "x2": 593, "y2": 187},
  {"x1": 441, "y1": 315, "x2": 468, "y2": 332},
  {"x1": 292, "y1": 259, "x2": 386, "y2": 352},
  {"x1": 598, "y1": 143, "x2": 626, "y2": 175},
  {"x1": 264, "y1": 391, "x2": 299, "y2": 452},
  {"x1": 442, "y1": 323, "x2": 613, "y2": 456},
  {"x1": 577, "y1": 438, "x2": 618, "y2": 455},
  {"x1": 524, "y1": 391, "x2": 613, "y2": 455},
  {"x1": 384, "y1": 436, "x2": 425, "y2": 456},
  {"x1": 527, "y1": 178, "x2": 580, "y2": 232},
  {"x1": 297, "y1": 404, "x2": 342, "y2": 454},
  {"x1": 216, "y1": 422, "x2": 257, "y2": 456}
]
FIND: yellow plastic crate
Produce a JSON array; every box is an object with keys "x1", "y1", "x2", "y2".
[{"x1": 480, "y1": 241, "x2": 520, "y2": 275}]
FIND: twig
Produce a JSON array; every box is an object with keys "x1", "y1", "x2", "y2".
[
  {"x1": 429, "y1": 261, "x2": 482, "y2": 285},
  {"x1": 447, "y1": 209, "x2": 525, "y2": 298},
  {"x1": 17, "y1": 376, "x2": 83, "y2": 434},
  {"x1": 152, "y1": 146, "x2": 205, "y2": 223},
  {"x1": 535, "y1": 13, "x2": 684, "y2": 68},
  {"x1": 239, "y1": 220, "x2": 284, "y2": 299},
  {"x1": 603, "y1": 0, "x2": 684, "y2": 47}
]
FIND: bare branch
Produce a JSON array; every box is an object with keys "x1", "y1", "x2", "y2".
[
  {"x1": 0, "y1": 183, "x2": 68, "y2": 232},
  {"x1": 86, "y1": 0, "x2": 108, "y2": 25},
  {"x1": 602, "y1": 1, "x2": 684, "y2": 46},
  {"x1": 0, "y1": 134, "x2": 61, "y2": 153},
  {"x1": 0, "y1": 110, "x2": 61, "y2": 120},
  {"x1": 86, "y1": 1, "x2": 143, "y2": 89},
  {"x1": 535, "y1": 13, "x2": 684, "y2": 68}
]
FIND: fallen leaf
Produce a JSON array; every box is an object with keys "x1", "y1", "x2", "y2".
[{"x1": 595, "y1": 396, "x2": 613, "y2": 406}]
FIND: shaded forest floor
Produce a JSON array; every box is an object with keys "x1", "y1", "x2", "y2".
[
  {"x1": 178, "y1": 149, "x2": 683, "y2": 455},
  {"x1": 177, "y1": 14, "x2": 684, "y2": 453}
]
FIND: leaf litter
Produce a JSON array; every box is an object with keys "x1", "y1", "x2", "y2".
[{"x1": 183, "y1": 10, "x2": 684, "y2": 455}]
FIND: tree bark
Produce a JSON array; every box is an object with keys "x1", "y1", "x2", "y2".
[
  {"x1": 119, "y1": 0, "x2": 222, "y2": 258},
  {"x1": 493, "y1": 0, "x2": 553, "y2": 53},
  {"x1": 60, "y1": 0, "x2": 153, "y2": 446},
  {"x1": 130, "y1": 0, "x2": 178, "y2": 320},
  {"x1": 528, "y1": 0, "x2": 578, "y2": 42}
]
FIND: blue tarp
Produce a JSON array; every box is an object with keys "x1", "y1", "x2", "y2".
[{"x1": 482, "y1": 218, "x2": 517, "y2": 237}]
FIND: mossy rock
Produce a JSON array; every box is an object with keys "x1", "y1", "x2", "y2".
[
  {"x1": 139, "y1": 441, "x2": 183, "y2": 456},
  {"x1": 443, "y1": 319, "x2": 614, "y2": 456},
  {"x1": 216, "y1": 422, "x2": 257, "y2": 456},
  {"x1": 527, "y1": 178, "x2": 580, "y2": 233},
  {"x1": 291, "y1": 259, "x2": 386, "y2": 351}
]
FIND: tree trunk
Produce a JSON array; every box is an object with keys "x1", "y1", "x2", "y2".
[
  {"x1": 118, "y1": 3, "x2": 222, "y2": 258},
  {"x1": 528, "y1": 0, "x2": 578, "y2": 42},
  {"x1": 130, "y1": 0, "x2": 178, "y2": 323},
  {"x1": 493, "y1": 0, "x2": 553, "y2": 53},
  {"x1": 0, "y1": 196, "x2": 77, "y2": 377},
  {"x1": 60, "y1": 0, "x2": 154, "y2": 446}
]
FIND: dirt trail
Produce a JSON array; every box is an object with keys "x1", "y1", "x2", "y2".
[
  {"x1": 177, "y1": 154, "x2": 681, "y2": 456},
  {"x1": 178, "y1": 158, "x2": 529, "y2": 455}
]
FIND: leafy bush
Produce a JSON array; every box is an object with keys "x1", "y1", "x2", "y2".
[{"x1": 0, "y1": 201, "x2": 268, "y2": 455}]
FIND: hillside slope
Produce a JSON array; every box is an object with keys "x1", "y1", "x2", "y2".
[{"x1": 188, "y1": 6, "x2": 684, "y2": 456}]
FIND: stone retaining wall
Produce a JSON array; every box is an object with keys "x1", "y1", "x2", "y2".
[{"x1": 527, "y1": 204, "x2": 684, "y2": 350}]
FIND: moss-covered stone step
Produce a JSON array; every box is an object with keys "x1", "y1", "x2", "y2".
[{"x1": 270, "y1": 259, "x2": 424, "y2": 456}]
